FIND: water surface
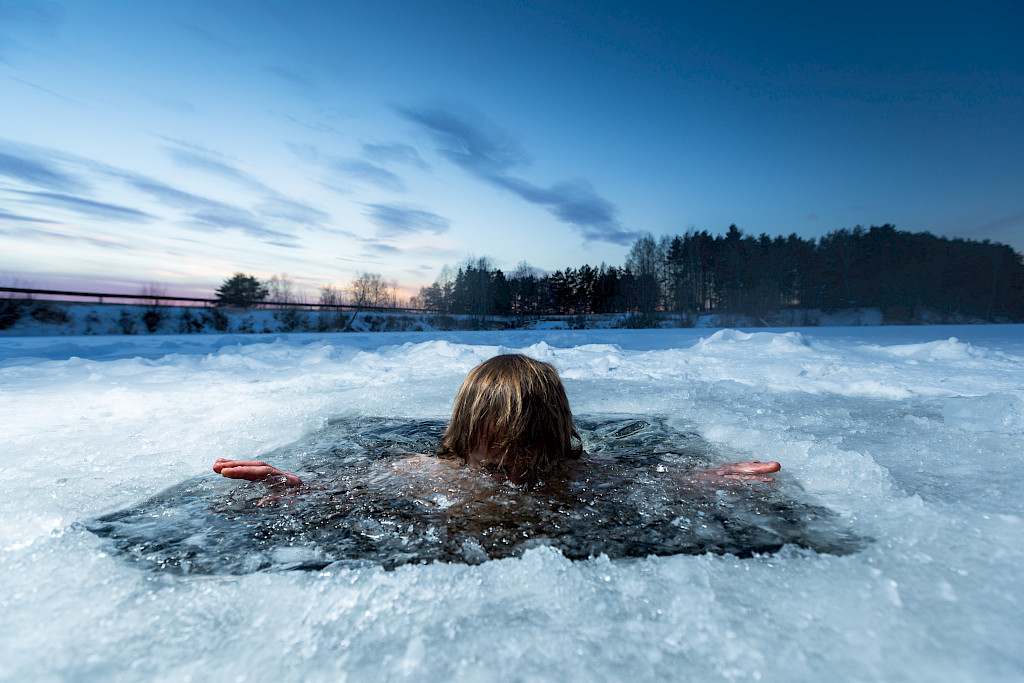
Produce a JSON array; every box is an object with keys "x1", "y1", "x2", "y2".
[{"x1": 89, "y1": 416, "x2": 860, "y2": 573}]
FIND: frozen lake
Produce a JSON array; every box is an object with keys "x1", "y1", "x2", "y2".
[{"x1": 2, "y1": 326, "x2": 1023, "y2": 681}]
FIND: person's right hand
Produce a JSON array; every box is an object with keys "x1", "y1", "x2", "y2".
[
  {"x1": 712, "y1": 460, "x2": 781, "y2": 481},
  {"x1": 213, "y1": 459, "x2": 302, "y2": 487}
]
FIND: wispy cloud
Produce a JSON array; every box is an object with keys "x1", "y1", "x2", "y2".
[
  {"x1": 0, "y1": 148, "x2": 86, "y2": 193},
  {"x1": 277, "y1": 112, "x2": 345, "y2": 135},
  {"x1": 960, "y1": 209, "x2": 1024, "y2": 249},
  {"x1": 264, "y1": 65, "x2": 322, "y2": 99},
  {"x1": 398, "y1": 105, "x2": 528, "y2": 174},
  {"x1": 186, "y1": 205, "x2": 280, "y2": 238},
  {"x1": 151, "y1": 96, "x2": 195, "y2": 115},
  {"x1": 319, "y1": 140, "x2": 430, "y2": 192},
  {"x1": 9, "y1": 190, "x2": 152, "y2": 222},
  {"x1": 158, "y1": 140, "x2": 330, "y2": 232},
  {"x1": 4, "y1": 75, "x2": 78, "y2": 104},
  {"x1": 491, "y1": 176, "x2": 622, "y2": 238},
  {"x1": 361, "y1": 142, "x2": 430, "y2": 171},
  {"x1": 332, "y1": 159, "x2": 406, "y2": 192},
  {"x1": 0, "y1": 208, "x2": 49, "y2": 223},
  {"x1": 972, "y1": 209, "x2": 1024, "y2": 235},
  {"x1": 0, "y1": 224, "x2": 130, "y2": 249},
  {"x1": 396, "y1": 104, "x2": 640, "y2": 245},
  {"x1": 0, "y1": 2, "x2": 64, "y2": 64},
  {"x1": 124, "y1": 175, "x2": 299, "y2": 243},
  {"x1": 362, "y1": 203, "x2": 450, "y2": 238},
  {"x1": 286, "y1": 142, "x2": 320, "y2": 163},
  {"x1": 164, "y1": 145, "x2": 273, "y2": 193},
  {"x1": 363, "y1": 242, "x2": 403, "y2": 255},
  {"x1": 0, "y1": 138, "x2": 322, "y2": 247},
  {"x1": 255, "y1": 197, "x2": 330, "y2": 226},
  {"x1": 126, "y1": 176, "x2": 221, "y2": 209},
  {"x1": 174, "y1": 21, "x2": 237, "y2": 50}
]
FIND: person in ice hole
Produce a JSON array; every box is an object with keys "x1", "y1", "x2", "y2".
[{"x1": 213, "y1": 353, "x2": 781, "y2": 489}]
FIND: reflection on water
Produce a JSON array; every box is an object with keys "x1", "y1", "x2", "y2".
[{"x1": 87, "y1": 416, "x2": 862, "y2": 574}]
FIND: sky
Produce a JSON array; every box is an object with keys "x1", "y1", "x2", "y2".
[{"x1": 1, "y1": 0, "x2": 1022, "y2": 300}]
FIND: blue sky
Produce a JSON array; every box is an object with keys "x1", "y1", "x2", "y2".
[{"x1": 1, "y1": 0, "x2": 1022, "y2": 299}]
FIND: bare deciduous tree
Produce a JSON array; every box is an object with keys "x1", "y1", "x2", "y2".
[
  {"x1": 625, "y1": 233, "x2": 663, "y2": 320},
  {"x1": 346, "y1": 271, "x2": 397, "y2": 329},
  {"x1": 349, "y1": 272, "x2": 395, "y2": 309},
  {"x1": 318, "y1": 283, "x2": 345, "y2": 330},
  {"x1": 138, "y1": 282, "x2": 168, "y2": 332},
  {"x1": 266, "y1": 274, "x2": 296, "y2": 305},
  {"x1": 140, "y1": 282, "x2": 168, "y2": 306}
]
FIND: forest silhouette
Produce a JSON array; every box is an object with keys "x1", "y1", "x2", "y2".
[{"x1": 414, "y1": 225, "x2": 1024, "y2": 324}]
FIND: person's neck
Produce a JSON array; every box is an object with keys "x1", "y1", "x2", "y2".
[{"x1": 466, "y1": 446, "x2": 499, "y2": 470}]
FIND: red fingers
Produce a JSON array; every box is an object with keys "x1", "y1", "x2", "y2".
[
  {"x1": 219, "y1": 465, "x2": 277, "y2": 480},
  {"x1": 719, "y1": 460, "x2": 781, "y2": 475},
  {"x1": 212, "y1": 459, "x2": 302, "y2": 486}
]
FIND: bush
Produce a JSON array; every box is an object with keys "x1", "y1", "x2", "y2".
[
  {"x1": 201, "y1": 308, "x2": 229, "y2": 332},
  {"x1": 83, "y1": 311, "x2": 102, "y2": 335},
  {"x1": 384, "y1": 315, "x2": 414, "y2": 332},
  {"x1": 431, "y1": 314, "x2": 457, "y2": 331},
  {"x1": 142, "y1": 309, "x2": 162, "y2": 333},
  {"x1": 619, "y1": 312, "x2": 657, "y2": 329},
  {"x1": 29, "y1": 302, "x2": 70, "y2": 325},
  {"x1": 0, "y1": 297, "x2": 28, "y2": 330},
  {"x1": 118, "y1": 310, "x2": 137, "y2": 334},
  {"x1": 317, "y1": 310, "x2": 346, "y2": 331},
  {"x1": 178, "y1": 309, "x2": 203, "y2": 333},
  {"x1": 673, "y1": 312, "x2": 696, "y2": 328},
  {"x1": 276, "y1": 308, "x2": 305, "y2": 332}
]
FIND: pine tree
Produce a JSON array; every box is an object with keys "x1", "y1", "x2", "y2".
[{"x1": 215, "y1": 273, "x2": 268, "y2": 308}]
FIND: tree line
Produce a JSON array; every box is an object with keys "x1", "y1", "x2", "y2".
[
  {"x1": 214, "y1": 272, "x2": 401, "y2": 310},
  {"x1": 411, "y1": 225, "x2": 1024, "y2": 323},
  {"x1": 6, "y1": 224, "x2": 1017, "y2": 334}
]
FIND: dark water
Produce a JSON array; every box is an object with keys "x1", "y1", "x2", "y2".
[{"x1": 87, "y1": 416, "x2": 863, "y2": 574}]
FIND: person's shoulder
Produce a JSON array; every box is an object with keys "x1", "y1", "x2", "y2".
[{"x1": 391, "y1": 453, "x2": 458, "y2": 473}]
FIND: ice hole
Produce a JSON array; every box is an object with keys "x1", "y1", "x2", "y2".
[{"x1": 88, "y1": 416, "x2": 863, "y2": 574}]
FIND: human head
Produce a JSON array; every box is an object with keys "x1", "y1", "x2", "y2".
[{"x1": 437, "y1": 354, "x2": 582, "y2": 482}]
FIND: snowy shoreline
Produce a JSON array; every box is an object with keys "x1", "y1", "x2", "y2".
[{"x1": 4, "y1": 297, "x2": 1001, "y2": 339}]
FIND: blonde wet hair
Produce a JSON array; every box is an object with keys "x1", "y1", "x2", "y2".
[{"x1": 437, "y1": 354, "x2": 582, "y2": 482}]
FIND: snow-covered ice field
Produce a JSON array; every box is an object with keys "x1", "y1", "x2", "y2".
[{"x1": 2, "y1": 326, "x2": 1023, "y2": 681}]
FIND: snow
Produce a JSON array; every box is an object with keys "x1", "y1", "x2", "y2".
[
  {"x1": 2, "y1": 325, "x2": 1023, "y2": 681},
  {"x1": 942, "y1": 394, "x2": 1024, "y2": 434}
]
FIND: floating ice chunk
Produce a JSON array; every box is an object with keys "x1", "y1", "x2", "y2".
[
  {"x1": 870, "y1": 337, "x2": 984, "y2": 362},
  {"x1": 574, "y1": 343, "x2": 623, "y2": 354},
  {"x1": 942, "y1": 393, "x2": 1024, "y2": 433},
  {"x1": 589, "y1": 354, "x2": 621, "y2": 373},
  {"x1": 693, "y1": 329, "x2": 809, "y2": 353},
  {"x1": 521, "y1": 340, "x2": 556, "y2": 360},
  {"x1": 272, "y1": 545, "x2": 320, "y2": 565}
]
